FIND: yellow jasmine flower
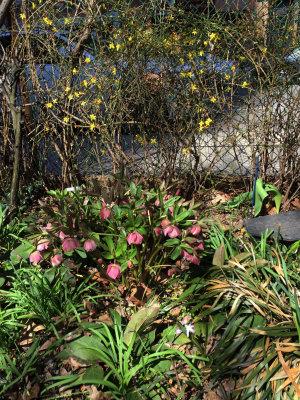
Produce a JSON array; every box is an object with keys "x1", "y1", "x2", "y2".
[
  {"x1": 109, "y1": 43, "x2": 115, "y2": 49},
  {"x1": 101, "y1": 149, "x2": 107, "y2": 155},
  {"x1": 187, "y1": 72, "x2": 192, "y2": 78},
  {"x1": 27, "y1": 24, "x2": 31, "y2": 28},
  {"x1": 239, "y1": 56, "x2": 245, "y2": 60},
  {"x1": 128, "y1": 36, "x2": 133, "y2": 41},
  {"x1": 89, "y1": 114, "x2": 96, "y2": 121},
  {"x1": 32, "y1": 2, "x2": 36, "y2": 9},
  {"x1": 83, "y1": 80, "x2": 88, "y2": 87},
  {"x1": 81, "y1": 101, "x2": 87, "y2": 106},
  {"x1": 210, "y1": 96, "x2": 216, "y2": 103},
  {"x1": 96, "y1": 99, "x2": 102, "y2": 104},
  {"x1": 116, "y1": 44, "x2": 121, "y2": 51},
  {"x1": 74, "y1": 92, "x2": 80, "y2": 97},
  {"x1": 65, "y1": 87, "x2": 71, "y2": 92},
  {"x1": 151, "y1": 138, "x2": 156, "y2": 144},
  {"x1": 65, "y1": 18, "x2": 71, "y2": 25},
  {"x1": 68, "y1": 94, "x2": 73, "y2": 100},
  {"x1": 73, "y1": 68, "x2": 78, "y2": 74},
  {"x1": 182, "y1": 148, "x2": 190, "y2": 154},
  {"x1": 226, "y1": 86, "x2": 231, "y2": 92},
  {"x1": 205, "y1": 117, "x2": 212, "y2": 126},
  {"x1": 46, "y1": 102, "x2": 53, "y2": 108},
  {"x1": 180, "y1": 72, "x2": 186, "y2": 77},
  {"x1": 203, "y1": 41, "x2": 208, "y2": 46},
  {"x1": 90, "y1": 77, "x2": 96, "y2": 84},
  {"x1": 192, "y1": 30, "x2": 197, "y2": 35},
  {"x1": 45, "y1": 126, "x2": 49, "y2": 131},
  {"x1": 179, "y1": 58, "x2": 184, "y2": 64},
  {"x1": 199, "y1": 69, "x2": 204, "y2": 74},
  {"x1": 225, "y1": 74, "x2": 230, "y2": 80},
  {"x1": 43, "y1": 17, "x2": 52, "y2": 25},
  {"x1": 231, "y1": 65, "x2": 236, "y2": 71},
  {"x1": 90, "y1": 123, "x2": 95, "y2": 131},
  {"x1": 190, "y1": 83, "x2": 197, "y2": 91},
  {"x1": 242, "y1": 81, "x2": 248, "y2": 88},
  {"x1": 85, "y1": 57, "x2": 91, "y2": 64},
  {"x1": 112, "y1": 67, "x2": 117, "y2": 75},
  {"x1": 53, "y1": 99, "x2": 58, "y2": 104},
  {"x1": 20, "y1": 13, "x2": 26, "y2": 19},
  {"x1": 209, "y1": 33, "x2": 216, "y2": 40},
  {"x1": 188, "y1": 52, "x2": 192, "y2": 59},
  {"x1": 199, "y1": 50, "x2": 204, "y2": 56},
  {"x1": 63, "y1": 117, "x2": 69, "y2": 123},
  {"x1": 199, "y1": 121, "x2": 205, "y2": 131}
]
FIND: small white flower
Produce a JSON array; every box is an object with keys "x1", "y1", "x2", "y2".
[{"x1": 184, "y1": 324, "x2": 195, "y2": 337}]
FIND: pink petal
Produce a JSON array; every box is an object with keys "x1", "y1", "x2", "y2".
[{"x1": 107, "y1": 263, "x2": 121, "y2": 279}]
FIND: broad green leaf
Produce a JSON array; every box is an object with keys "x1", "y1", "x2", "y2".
[
  {"x1": 226, "y1": 192, "x2": 252, "y2": 208},
  {"x1": 123, "y1": 304, "x2": 160, "y2": 346},
  {"x1": 105, "y1": 236, "x2": 115, "y2": 252},
  {"x1": 254, "y1": 178, "x2": 268, "y2": 217},
  {"x1": 171, "y1": 245, "x2": 182, "y2": 260},
  {"x1": 163, "y1": 197, "x2": 180, "y2": 210},
  {"x1": 0, "y1": 277, "x2": 5, "y2": 287},
  {"x1": 212, "y1": 243, "x2": 225, "y2": 266},
  {"x1": 60, "y1": 336, "x2": 105, "y2": 361},
  {"x1": 130, "y1": 182, "x2": 137, "y2": 196},
  {"x1": 80, "y1": 366, "x2": 104, "y2": 382},
  {"x1": 264, "y1": 183, "x2": 282, "y2": 214},
  {"x1": 44, "y1": 267, "x2": 56, "y2": 284},
  {"x1": 12, "y1": 242, "x2": 35, "y2": 260},
  {"x1": 175, "y1": 210, "x2": 191, "y2": 222},
  {"x1": 74, "y1": 247, "x2": 87, "y2": 258},
  {"x1": 164, "y1": 238, "x2": 180, "y2": 246},
  {"x1": 152, "y1": 359, "x2": 172, "y2": 373}
]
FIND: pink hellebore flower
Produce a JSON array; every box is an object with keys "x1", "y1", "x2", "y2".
[
  {"x1": 182, "y1": 250, "x2": 200, "y2": 265},
  {"x1": 55, "y1": 230, "x2": 68, "y2": 240},
  {"x1": 127, "y1": 231, "x2": 143, "y2": 245},
  {"x1": 83, "y1": 239, "x2": 97, "y2": 252},
  {"x1": 37, "y1": 239, "x2": 50, "y2": 252},
  {"x1": 50, "y1": 254, "x2": 63, "y2": 267},
  {"x1": 154, "y1": 227, "x2": 162, "y2": 236},
  {"x1": 62, "y1": 237, "x2": 80, "y2": 252},
  {"x1": 100, "y1": 203, "x2": 111, "y2": 220},
  {"x1": 127, "y1": 260, "x2": 134, "y2": 268},
  {"x1": 163, "y1": 225, "x2": 181, "y2": 239},
  {"x1": 45, "y1": 222, "x2": 53, "y2": 230},
  {"x1": 29, "y1": 251, "x2": 44, "y2": 264},
  {"x1": 107, "y1": 263, "x2": 121, "y2": 279},
  {"x1": 198, "y1": 242, "x2": 204, "y2": 251},
  {"x1": 190, "y1": 225, "x2": 201, "y2": 236},
  {"x1": 161, "y1": 218, "x2": 171, "y2": 228}
]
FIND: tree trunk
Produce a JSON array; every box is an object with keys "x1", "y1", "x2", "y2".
[{"x1": 9, "y1": 68, "x2": 22, "y2": 214}]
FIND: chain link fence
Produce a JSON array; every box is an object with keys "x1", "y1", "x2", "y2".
[{"x1": 0, "y1": 0, "x2": 299, "y2": 195}]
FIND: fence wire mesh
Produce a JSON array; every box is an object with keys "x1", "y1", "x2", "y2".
[{"x1": 0, "y1": 0, "x2": 299, "y2": 193}]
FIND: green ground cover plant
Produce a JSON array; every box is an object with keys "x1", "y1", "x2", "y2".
[{"x1": 0, "y1": 173, "x2": 299, "y2": 399}]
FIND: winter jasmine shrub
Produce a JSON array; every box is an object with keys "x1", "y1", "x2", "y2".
[{"x1": 21, "y1": 178, "x2": 207, "y2": 286}]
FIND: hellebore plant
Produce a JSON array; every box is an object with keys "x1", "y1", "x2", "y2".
[{"x1": 21, "y1": 178, "x2": 207, "y2": 287}]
